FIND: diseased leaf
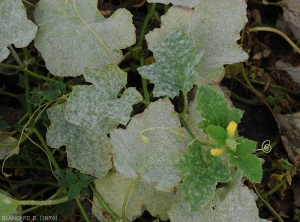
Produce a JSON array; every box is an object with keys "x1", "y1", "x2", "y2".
[
  {"x1": 169, "y1": 171, "x2": 267, "y2": 222},
  {"x1": 46, "y1": 103, "x2": 118, "y2": 178},
  {"x1": 176, "y1": 141, "x2": 231, "y2": 210},
  {"x1": 92, "y1": 171, "x2": 176, "y2": 222},
  {"x1": 276, "y1": 62, "x2": 300, "y2": 86},
  {"x1": 65, "y1": 65, "x2": 142, "y2": 127},
  {"x1": 227, "y1": 138, "x2": 262, "y2": 183},
  {"x1": 138, "y1": 31, "x2": 202, "y2": 98},
  {"x1": 145, "y1": 1, "x2": 248, "y2": 85},
  {"x1": 0, "y1": 190, "x2": 21, "y2": 219},
  {"x1": 196, "y1": 85, "x2": 243, "y2": 131},
  {"x1": 111, "y1": 98, "x2": 189, "y2": 191},
  {"x1": 0, "y1": 0, "x2": 37, "y2": 62},
  {"x1": 0, "y1": 132, "x2": 19, "y2": 160},
  {"x1": 34, "y1": 0, "x2": 135, "y2": 77},
  {"x1": 147, "y1": 0, "x2": 200, "y2": 8}
]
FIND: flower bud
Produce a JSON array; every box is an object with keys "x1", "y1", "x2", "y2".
[
  {"x1": 226, "y1": 121, "x2": 237, "y2": 138},
  {"x1": 210, "y1": 148, "x2": 225, "y2": 156}
]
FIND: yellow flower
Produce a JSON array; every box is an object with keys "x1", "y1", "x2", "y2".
[
  {"x1": 210, "y1": 148, "x2": 225, "y2": 156},
  {"x1": 226, "y1": 121, "x2": 237, "y2": 138}
]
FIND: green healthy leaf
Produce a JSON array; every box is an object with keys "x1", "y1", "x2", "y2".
[
  {"x1": 34, "y1": 0, "x2": 136, "y2": 77},
  {"x1": 92, "y1": 171, "x2": 176, "y2": 222},
  {"x1": 145, "y1": 1, "x2": 248, "y2": 85},
  {"x1": 30, "y1": 88, "x2": 61, "y2": 105},
  {"x1": 68, "y1": 184, "x2": 81, "y2": 200},
  {"x1": 196, "y1": 85, "x2": 243, "y2": 131},
  {"x1": 0, "y1": 0, "x2": 37, "y2": 62},
  {"x1": 168, "y1": 171, "x2": 267, "y2": 222},
  {"x1": 177, "y1": 141, "x2": 231, "y2": 210},
  {"x1": 0, "y1": 191, "x2": 20, "y2": 219},
  {"x1": 47, "y1": 103, "x2": 118, "y2": 178},
  {"x1": 227, "y1": 138, "x2": 262, "y2": 183},
  {"x1": 111, "y1": 98, "x2": 189, "y2": 191},
  {"x1": 65, "y1": 65, "x2": 142, "y2": 127},
  {"x1": 48, "y1": 82, "x2": 67, "y2": 94},
  {"x1": 147, "y1": 0, "x2": 200, "y2": 8},
  {"x1": 138, "y1": 31, "x2": 202, "y2": 98},
  {"x1": 206, "y1": 125, "x2": 227, "y2": 147}
]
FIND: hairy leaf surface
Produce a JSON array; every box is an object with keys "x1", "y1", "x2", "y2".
[
  {"x1": 66, "y1": 65, "x2": 142, "y2": 127},
  {"x1": 0, "y1": 0, "x2": 37, "y2": 62},
  {"x1": 138, "y1": 31, "x2": 202, "y2": 98},
  {"x1": 47, "y1": 103, "x2": 118, "y2": 178},
  {"x1": 111, "y1": 98, "x2": 189, "y2": 191},
  {"x1": 34, "y1": 0, "x2": 135, "y2": 77},
  {"x1": 92, "y1": 171, "x2": 176, "y2": 221},
  {"x1": 176, "y1": 141, "x2": 231, "y2": 210},
  {"x1": 145, "y1": 1, "x2": 248, "y2": 84},
  {"x1": 196, "y1": 85, "x2": 243, "y2": 131},
  {"x1": 169, "y1": 171, "x2": 267, "y2": 221}
]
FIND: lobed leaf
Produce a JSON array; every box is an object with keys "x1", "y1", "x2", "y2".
[
  {"x1": 0, "y1": 0, "x2": 37, "y2": 62},
  {"x1": 138, "y1": 31, "x2": 202, "y2": 98},
  {"x1": 227, "y1": 138, "x2": 263, "y2": 183},
  {"x1": 145, "y1": 1, "x2": 248, "y2": 85},
  {"x1": 65, "y1": 65, "x2": 142, "y2": 127},
  {"x1": 92, "y1": 171, "x2": 176, "y2": 222},
  {"x1": 46, "y1": 103, "x2": 118, "y2": 178},
  {"x1": 196, "y1": 85, "x2": 243, "y2": 131},
  {"x1": 176, "y1": 141, "x2": 231, "y2": 210},
  {"x1": 111, "y1": 98, "x2": 190, "y2": 191},
  {"x1": 168, "y1": 171, "x2": 267, "y2": 221},
  {"x1": 34, "y1": 0, "x2": 135, "y2": 77}
]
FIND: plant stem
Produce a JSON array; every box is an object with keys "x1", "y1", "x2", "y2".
[
  {"x1": 32, "y1": 127, "x2": 60, "y2": 172},
  {"x1": 139, "y1": 58, "x2": 150, "y2": 103},
  {"x1": 8, "y1": 45, "x2": 24, "y2": 67},
  {"x1": 231, "y1": 92, "x2": 263, "y2": 106},
  {"x1": 76, "y1": 197, "x2": 91, "y2": 222},
  {"x1": 122, "y1": 177, "x2": 138, "y2": 220},
  {"x1": 0, "y1": 90, "x2": 19, "y2": 98},
  {"x1": 253, "y1": 183, "x2": 284, "y2": 222},
  {"x1": 89, "y1": 183, "x2": 119, "y2": 221},
  {"x1": 18, "y1": 196, "x2": 68, "y2": 206},
  {"x1": 21, "y1": 188, "x2": 65, "y2": 214},
  {"x1": 248, "y1": 27, "x2": 300, "y2": 54},
  {"x1": 137, "y1": 3, "x2": 156, "y2": 47}
]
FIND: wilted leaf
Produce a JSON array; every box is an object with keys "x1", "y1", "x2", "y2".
[
  {"x1": 145, "y1": 1, "x2": 248, "y2": 85},
  {"x1": 138, "y1": 31, "x2": 202, "y2": 98},
  {"x1": 0, "y1": 0, "x2": 37, "y2": 62},
  {"x1": 34, "y1": 0, "x2": 135, "y2": 77},
  {"x1": 176, "y1": 141, "x2": 231, "y2": 210},
  {"x1": 92, "y1": 171, "x2": 176, "y2": 221},
  {"x1": 276, "y1": 62, "x2": 300, "y2": 86},
  {"x1": 279, "y1": 0, "x2": 300, "y2": 45},
  {"x1": 168, "y1": 171, "x2": 267, "y2": 221},
  {"x1": 47, "y1": 103, "x2": 118, "y2": 178},
  {"x1": 65, "y1": 65, "x2": 142, "y2": 128},
  {"x1": 111, "y1": 98, "x2": 189, "y2": 191}
]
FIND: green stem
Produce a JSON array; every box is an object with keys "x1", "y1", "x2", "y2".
[
  {"x1": 0, "y1": 90, "x2": 19, "y2": 98},
  {"x1": 89, "y1": 183, "x2": 119, "y2": 221},
  {"x1": 137, "y1": 3, "x2": 156, "y2": 47},
  {"x1": 231, "y1": 92, "x2": 263, "y2": 106},
  {"x1": 76, "y1": 197, "x2": 91, "y2": 222},
  {"x1": 18, "y1": 196, "x2": 68, "y2": 206},
  {"x1": 8, "y1": 45, "x2": 24, "y2": 67},
  {"x1": 122, "y1": 177, "x2": 138, "y2": 220},
  {"x1": 248, "y1": 27, "x2": 300, "y2": 54},
  {"x1": 24, "y1": 71, "x2": 33, "y2": 119},
  {"x1": 253, "y1": 183, "x2": 284, "y2": 222},
  {"x1": 22, "y1": 188, "x2": 65, "y2": 214},
  {"x1": 32, "y1": 127, "x2": 60, "y2": 172},
  {"x1": 179, "y1": 114, "x2": 196, "y2": 140},
  {"x1": 139, "y1": 58, "x2": 150, "y2": 103}
]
